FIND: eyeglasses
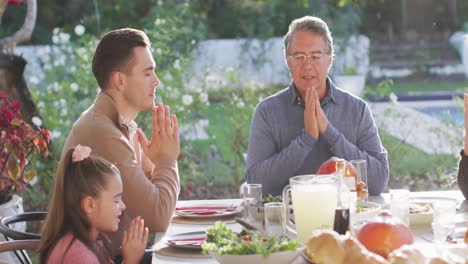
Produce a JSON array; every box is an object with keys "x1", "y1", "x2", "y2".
[{"x1": 288, "y1": 52, "x2": 329, "y2": 65}]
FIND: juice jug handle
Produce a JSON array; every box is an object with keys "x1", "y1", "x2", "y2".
[{"x1": 282, "y1": 184, "x2": 296, "y2": 236}]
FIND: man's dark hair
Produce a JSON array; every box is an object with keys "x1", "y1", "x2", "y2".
[{"x1": 92, "y1": 28, "x2": 150, "y2": 89}]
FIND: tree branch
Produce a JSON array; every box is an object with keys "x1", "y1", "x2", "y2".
[
  {"x1": 0, "y1": 0, "x2": 7, "y2": 24},
  {"x1": 0, "y1": 0, "x2": 37, "y2": 49}
]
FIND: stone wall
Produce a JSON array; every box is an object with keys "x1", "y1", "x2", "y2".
[{"x1": 15, "y1": 35, "x2": 371, "y2": 90}]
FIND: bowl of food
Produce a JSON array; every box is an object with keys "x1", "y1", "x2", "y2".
[
  {"x1": 352, "y1": 201, "x2": 381, "y2": 223},
  {"x1": 409, "y1": 201, "x2": 433, "y2": 226},
  {"x1": 202, "y1": 222, "x2": 300, "y2": 264}
]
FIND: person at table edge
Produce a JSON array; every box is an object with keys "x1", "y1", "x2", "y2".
[
  {"x1": 245, "y1": 16, "x2": 389, "y2": 196},
  {"x1": 56, "y1": 28, "x2": 180, "y2": 255},
  {"x1": 458, "y1": 93, "x2": 468, "y2": 199}
]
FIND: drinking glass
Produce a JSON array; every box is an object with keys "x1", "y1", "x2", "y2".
[
  {"x1": 242, "y1": 183, "x2": 262, "y2": 219},
  {"x1": 389, "y1": 189, "x2": 410, "y2": 226},
  {"x1": 264, "y1": 202, "x2": 286, "y2": 238},
  {"x1": 351, "y1": 159, "x2": 368, "y2": 201},
  {"x1": 282, "y1": 174, "x2": 337, "y2": 244},
  {"x1": 432, "y1": 200, "x2": 457, "y2": 243}
]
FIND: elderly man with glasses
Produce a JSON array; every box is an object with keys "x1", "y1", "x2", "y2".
[{"x1": 245, "y1": 16, "x2": 389, "y2": 196}]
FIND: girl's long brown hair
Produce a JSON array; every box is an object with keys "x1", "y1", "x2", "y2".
[{"x1": 38, "y1": 147, "x2": 120, "y2": 263}]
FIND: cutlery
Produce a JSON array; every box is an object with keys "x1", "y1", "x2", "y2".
[
  {"x1": 176, "y1": 209, "x2": 228, "y2": 215},
  {"x1": 168, "y1": 240, "x2": 204, "y2": 246},
  {"x1": 168, "y1": 236, "x2": 206, "y2": 242},
  {"x1": 235, "y1": 217, "x2": 258, "y2": 231}
]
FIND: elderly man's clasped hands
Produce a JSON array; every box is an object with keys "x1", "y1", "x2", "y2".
[{"x1": 304, "y1": 87, "x2": 329, "y2": 139}]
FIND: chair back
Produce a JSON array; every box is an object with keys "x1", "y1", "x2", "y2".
[
  {"x1": 0, "y1": 239, "x2": 39, "y2": 264},
  {"x1": 0, "y1": 212, "x2": 46, "y2": 264},
  {"x1": 0, "y1": 212, "x2": 46, "y2": 240}
]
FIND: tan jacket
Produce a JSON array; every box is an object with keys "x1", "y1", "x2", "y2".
[{"x1": 57, "y1": 92, "x2": 179, "y2": 254}]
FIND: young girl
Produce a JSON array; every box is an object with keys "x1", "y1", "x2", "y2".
[{"x1": 38, "y1": 145, "x2": 148, "y2": 263}]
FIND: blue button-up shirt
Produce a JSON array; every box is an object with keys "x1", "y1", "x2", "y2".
[{"x1": 245, "y1": 78, "x2": 389, "y2": 196}]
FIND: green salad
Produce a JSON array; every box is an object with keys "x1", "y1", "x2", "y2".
[
  {"x1": 202, "y1": 222, "x2": 298, "y2": 257},
  {"x1": 262, "y1": 194, "x2": 283, "y2": 204}
]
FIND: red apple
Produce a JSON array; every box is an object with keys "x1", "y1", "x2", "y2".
[{"x1": 317, "y1": 157, "x2": 357, "y2": 180}]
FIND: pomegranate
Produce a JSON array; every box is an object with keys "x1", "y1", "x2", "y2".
[
  {"x1": 317, "y1": 157, "x2": 357, "y2": 185},
  {"x1": 357, "y1": 211, "x2": 414, "y2": 259}
]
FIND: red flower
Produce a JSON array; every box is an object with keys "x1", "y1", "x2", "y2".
[{"x1": 7, "y1": 0, "x2": 26, "y2": 5}]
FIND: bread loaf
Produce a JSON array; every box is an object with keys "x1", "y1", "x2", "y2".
[{"x1": 305, "y1": 229, "x2": 388, "y2": 264}]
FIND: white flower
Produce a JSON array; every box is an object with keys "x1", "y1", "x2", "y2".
[
  {"x1": 59, "y1": 99, "x2": 67, "y2": 107},
  {"x1": 156, "y1": 48, "x2": 162, "y2": 54},
  {"x1": 77, "y1": 47, "x2": 87, "y2": 57},
  {"x1": 191, "y1": 39, "x2": 196, "y2": 45},
  {"x1": 182, "y1": 95, "x2": 193, "y2": 106},
  {"x1": 389, "y1": 93, "x2": 398, "y2": 104},
  {"x1": 199, "y1": 93, "x2": 208, "y2": 103},
  {"x1": 173, "y1": 59, "x2": 181, "y2": 70},
  {"x1": 74, "y1": 24, "x2": 85, "y2": 36},
  {"x1": 53, "y1": 28, "x2": 60, "y2": 35},
  {"x1": 59, "y1": 32, "x2": 70, "y2": 44},
  {"x1": 52, "y1": 82, "x2": 60, "y2": 92},
  {"x1": 50, "y1": 130, "x2": 62, "y2": 140},
  {"x1": 237, "y1": 101, "x2": 245, "y2": 108},
  {"x1": 52, "y1": 35, "x2": 59, "y2": 44},
  {"x1": 29, "y1": 76, "x2": 39, "y2": 85},
  {"x1": 37, "y1": 101, "x2": 45, "y2": 108},
  {"x1": 70, "y1": 83, "x2": 79, "y2": 92},
  {"x1": 31, "y1": 116, "x2": 42, "y2": 127},
  {"x1": 61, "y1": 108, "x2": 68, "y2": 116}
]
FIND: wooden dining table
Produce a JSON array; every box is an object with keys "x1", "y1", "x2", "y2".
[{"x1": 151, "y1": 190, "x2": 467, "y2": 263}]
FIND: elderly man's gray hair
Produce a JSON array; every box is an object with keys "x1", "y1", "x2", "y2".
[{"x1": 284, "y1": 16, "x2": 334, "y2": 57}]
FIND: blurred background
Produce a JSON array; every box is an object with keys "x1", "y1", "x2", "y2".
[{"x1": 1, "y1": 0, "x2": 468, "y2": 213}]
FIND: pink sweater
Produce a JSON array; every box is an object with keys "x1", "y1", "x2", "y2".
[{"x1": 47, "y1": 233, "x2": 110, "y2": 264}]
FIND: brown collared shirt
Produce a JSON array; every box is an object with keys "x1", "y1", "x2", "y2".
[{"x1": 58, "y1": 91, "x2": 179, "y2": 255}]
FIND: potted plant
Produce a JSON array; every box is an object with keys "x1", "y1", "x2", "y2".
[
  {"x1": 0, "y1": 90, "x2": 50, "y2": 204},
  {"x1": 333, "y1": 65, "x2": 366, "y2": 97}
]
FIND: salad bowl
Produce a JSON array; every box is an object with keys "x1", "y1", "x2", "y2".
[
  {"x1": 209, "y1": 249, "x2": 301, "y2": 264},
  {"x1": 203, "y1": 222, "x2": 300, "y2": 264}
]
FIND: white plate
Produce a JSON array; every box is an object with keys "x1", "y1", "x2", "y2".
[
  {"x1": 352, "y1": 201, "x2": 381, "y2": 222},
  {"x1": 410, "y1": 196, "x2": 458, "y2": 204},
  {"x1": 300, "y1": 247, "x2": 313, "y2": 263},
  {"x1": 209, "y1": 248, "x2": 302, "y2": 264},
  {"x1": 411, "y1": 243, "x2": 468, "y2": 262},
  {"x1": 174, "y1": 204, "x2": 243, "y2": 219},
  {"x1": 163, "y1": 231, "x2": 206, "y2": 250}
]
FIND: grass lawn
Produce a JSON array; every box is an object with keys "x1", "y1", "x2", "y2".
[
  {"x1": 387, "y1": 80, "x2": 468, "y2": 94},
  {"x1": 380, "y1": 132, "x2": 459, "y2": 191}
]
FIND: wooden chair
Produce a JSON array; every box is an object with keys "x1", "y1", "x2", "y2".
[{"x1": 0, "y1": 239, "x2": 39, "y2": 264}]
